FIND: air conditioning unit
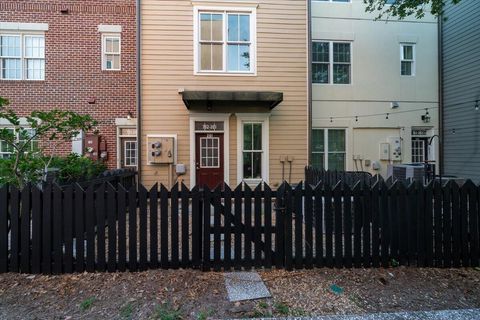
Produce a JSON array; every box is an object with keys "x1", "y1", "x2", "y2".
[{"x1": 387, "y1": 163, "x2": 425, "y2": 183}]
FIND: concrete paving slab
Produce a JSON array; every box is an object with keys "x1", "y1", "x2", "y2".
[{"x1": 224, "y1": 272, "x2": 271, "y2": 302}]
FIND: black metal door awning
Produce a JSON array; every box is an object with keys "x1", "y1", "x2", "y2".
[{"x1": 181, "y1": 90, "x2": 283, "y2": 113}]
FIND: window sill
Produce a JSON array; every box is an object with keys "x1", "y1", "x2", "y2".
[
  {"x1": 195, "y1": 71, "x2": 257, "y2": 77},
  {"x1": 0, "y1": 79, "x2": 45, "y2": 82}
]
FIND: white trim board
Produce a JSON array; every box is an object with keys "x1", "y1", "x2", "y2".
[
  {"x1": 189, "y1": 113, "x2": 231, "y2": 188},
  {"x1": 236, "y1": 113, "x2": 270, "y2": 185},
  {"x1": 0, "y1": 22, "x2": 48, "y2": 31},
  {"x1": 98, "y1": 25, "x2": 122, "y2": 33}
]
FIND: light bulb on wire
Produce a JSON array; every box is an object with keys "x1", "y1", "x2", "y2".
[
  {"x1": 475, "y1": 100, "x2": 479, "y2": 111},
  {"x1": 386, "y1": 113, "x2": 389, "y2": 120}
]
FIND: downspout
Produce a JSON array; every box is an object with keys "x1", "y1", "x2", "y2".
[
  {"x1": 438, "y1": 14, "x2": 444, "y2": 177},
  {"x1": 307, "y1": 0, "x2": 312, "y2": 167},
  {"x1": 136, "y1": 0, "x2": 142, "y2": 184}
]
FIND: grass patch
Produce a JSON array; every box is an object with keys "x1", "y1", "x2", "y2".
[
  {"x1": 197, "y1": 308, "x2": 213, "y2": 320},
  {"x1": 273, "y1": 302, "x2": 289, "y2": 315},
  {"x1": 153, "y1": 303, "x2": 182, "y2": 320},
  {"x1": 79, "y1": 297, "x2": 95, "y2": 311},
  {"x1": 120, "y1": 302, "x2": 135, "y2": 319}
]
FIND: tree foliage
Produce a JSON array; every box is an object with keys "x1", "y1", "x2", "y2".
[
  {"x1": 0, "y1": 97, "x2": 98, "y2": 187},
  {"x1": 363, "y1": 0, "x2": 463, "y2": 20}
]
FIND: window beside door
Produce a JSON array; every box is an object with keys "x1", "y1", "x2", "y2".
[
  {"x1": 311, "y1": 128, "x2": 346, "y2": 170},
  {"x1": 238, "y1": 115, "x2": 269, "y2": 183},
  {"x1": 243, "y1": 123, "x2": 262, "y2": 179},
  {"x1": 195, "y1": 7, "x2": 256, "y2": 74}
]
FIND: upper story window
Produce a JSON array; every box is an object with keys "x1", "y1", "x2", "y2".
[
  {"x1": 400, "y1": 43, "x2": 415, "y2": 76},
  {"x1": 102, "y1": 35, "x2": 121, "y2": 71},
  {"x1": 312, "y1": 41, "x2": 351, "y2": 84},
  {"x1": 0, "y1": 34, "x2": 45, "y2": 80},
  {"x1": 195, "y1": 7, "x2": 256, "y2": 74}
]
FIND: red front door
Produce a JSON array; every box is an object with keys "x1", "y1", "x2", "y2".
[{"x1": 195, "y1": 133, "x2": 224, "y2": 189}]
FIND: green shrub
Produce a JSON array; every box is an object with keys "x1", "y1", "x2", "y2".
[{"x1": 0, "y1": 154, "x2": 106, "y2": 186}]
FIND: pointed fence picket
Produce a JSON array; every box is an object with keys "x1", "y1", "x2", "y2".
[{"x1": 0, "y1": 179, "x2": 478, "y2": 273}]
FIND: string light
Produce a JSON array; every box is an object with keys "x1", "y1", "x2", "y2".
[
  {"x1": 386, "y1": 113, "x2": 389, "y2": 120},
  {"x1": 316, "y1": 106, "x2": 439, "y2": 122},
  {"x1": 355, "y1": 116, "x2": 358, "y2": 122},
  {"x1": 452, "y1": 129, "x2": 456, "y2": 135},
  {"x1": 425, "y1": 108, "x2": 429, "y2": 115},
  {"x1": 475, "y1": 100, "x2": 479, "y2": 111}
]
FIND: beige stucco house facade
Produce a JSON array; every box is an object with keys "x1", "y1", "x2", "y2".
[
  {"x1": 311, "y1": 0, "x2": 439, "y2": 178},
  {"x1": 140, "y1": 0, "x2": 308, "y2": 188}
]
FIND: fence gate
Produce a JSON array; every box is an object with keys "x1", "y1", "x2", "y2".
[{"x1": 201, "y1": 183, "x2": 282, "y2": 271}]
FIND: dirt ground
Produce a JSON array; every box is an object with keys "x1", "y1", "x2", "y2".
[{"x1": 0, "y1": 267, "x2": 479, "y2": 319}]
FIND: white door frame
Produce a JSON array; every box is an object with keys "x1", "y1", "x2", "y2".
[{"x1": 189, "y1": 113, "x2": 231, "y2": 188}]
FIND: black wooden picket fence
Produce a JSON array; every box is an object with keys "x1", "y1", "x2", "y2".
[
  {"x1": 0, "y1": 179, "x2": 479, "y2": 274},
  {"x1": 305, "y1": 166, "x2": 373, "y2": 187}
]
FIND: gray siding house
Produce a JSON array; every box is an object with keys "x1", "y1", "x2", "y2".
[{"x1": 441, "y1": 0, "x2": 480, "y2": 182}]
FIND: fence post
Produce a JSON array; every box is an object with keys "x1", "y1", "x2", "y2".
[
  {"x1": 202, "y1": 186, "x2": 211, "y2": 271},
  {"x1": 191, "y1": 186, "x2": 201, "y2": 269},
  {"x1": 20, "y1": 184, "x2": 31, "y2": 273},
  {"x1": 0, "y1": 185, "x2": 7, "y2": 273},
  {"x1": 274, "y1": 182, "x2": 286, "y2": 269}
]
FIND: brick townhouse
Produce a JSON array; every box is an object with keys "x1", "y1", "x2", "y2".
[{"x1": 0, "y1": 0, "x2": 137, "y2": 169}]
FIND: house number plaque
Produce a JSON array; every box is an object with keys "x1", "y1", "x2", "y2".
[{"x1": 195, "y1": 121, "x2": 224, "y2": 132}]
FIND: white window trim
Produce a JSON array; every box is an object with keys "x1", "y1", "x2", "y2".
[
  {"x1": 199, "y1": 136, "x2": 221, "y2": 168},
  {"x1": 101, "y1": 34, "x2": 121, "y2": 71},
  {"x1": 116, "y1": 122, "x2": 137, "y2": 169},
  {"x1": 312, "y1": 0, "x2": 351, "y2": 3},
  {"x1": 0, "y1": 32, "x2": 45, "y2": 81},
  {"x1": 193, "y1": 5, "x2": 257, "y2": 76},
  {"x1": 189, "y1": 113, "x2": 230, "y2": 188},
  {"x1": 0, "y1": 126, "x2": 39, "y2": 158},
  {"x1": 311, "y1": 128, "x2": 346, "y2": 171},
  {"x1": 123, "y1": 140, "x2": 138, "y2": 167},
  {"x1": 312, "y1": 40, "x2": 352, "y2": 85},
  {"x1": 400, "y1": 43, "x2": 416, "y2": 76},
  {"x1": 236, "y1": 113, "x2": 269, "y2": 185}
]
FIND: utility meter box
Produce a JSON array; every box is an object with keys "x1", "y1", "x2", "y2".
[
  {"x1": 379, "y1": 142, "x2": 390, "y2": 160},
  {"x1": 147, "y1": 136, "x2": 175, "y2": 164},
  {"x1": 388, "y1": 136, "x2": 402, "y2": 161}
]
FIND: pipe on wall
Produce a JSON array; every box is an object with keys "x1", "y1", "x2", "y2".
[{"x1": 136, "y1": 0, "x2": 142, "y2": 184}]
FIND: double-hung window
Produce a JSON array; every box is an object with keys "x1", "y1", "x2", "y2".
[
  {"x1": 400, "y1": 43, "x2": 415, "y2": 76},
  {"x1": 243, "y1": 122, "x2": 262, "y2": 179},
  {"x1": 0, "y1": 34, "x2": 45, "y2": 80},
  {"x1": 311, "y1": 129, "x2": 346, "y2": 170},
  {"x1": 312, "y1": 41, "x2": 351, "y2": 84},
  {"x1": 102, "y1": 35, "x2": 121, "y2": 71},
  {"x1": 237, "y1": 114, "x2": 269, "y2": 183},
  {"x1": 0, "y1": 128, "x2": 38, "y2": 159},
  {"x1": 196, "y1": 8, "x2": 255, "y2": 74}
]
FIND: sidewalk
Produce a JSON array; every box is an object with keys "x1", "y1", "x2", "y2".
[{"x1": 240, "y1": 308, "x2": 480, "y2": 320}]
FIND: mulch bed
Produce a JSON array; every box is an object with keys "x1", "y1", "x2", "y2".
[{"x1": 0, "y1": 267, "x2": 479, "y2": 319}]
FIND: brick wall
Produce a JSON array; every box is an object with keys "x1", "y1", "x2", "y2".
[{"x1": 0, "y1": 0, "x2": 137, "y2": 168}]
